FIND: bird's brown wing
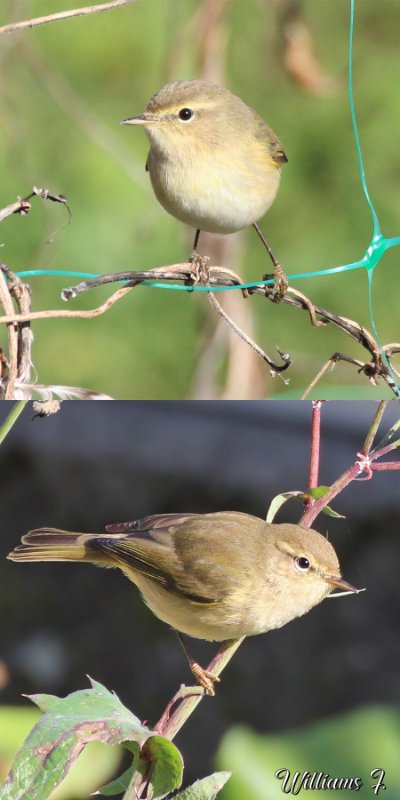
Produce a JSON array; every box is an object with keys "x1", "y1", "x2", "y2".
[
  {"x1": 254, "y1": 116, "x2": 288, "y2": 165},
  {"x1": 98, "y1": 513, "x2": 218, "y2": 604},
  {"x1": 105, "y1": 512, "x2": 199, "y2": 534}
]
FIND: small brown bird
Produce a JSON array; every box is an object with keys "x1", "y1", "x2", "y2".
[
  {"x1": 8, "y1": 512, "x2": 358, "y2": 693},
  {"x1": 122, "y1": 80, "x2": 288, "y2": 291}
]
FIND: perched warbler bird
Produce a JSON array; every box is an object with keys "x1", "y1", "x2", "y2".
[
  {"x1": 122, "y1": 80, "x2": 288, "y2": 290},
  {"x1": 8, "y1": 512, "x2": 358, "y2": 693}
]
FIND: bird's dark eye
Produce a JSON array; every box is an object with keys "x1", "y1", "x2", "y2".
[
  {"x1": 295, "y1": 556, "x2": 310, "y2": 572},
  {"x1": 178, "y1": 108, "x2": 194, "y2": 121}
]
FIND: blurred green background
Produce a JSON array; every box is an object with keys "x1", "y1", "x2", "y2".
[
  {"x1": 218, "y1": 707, "x2": 400, "y2": 799},
  {"x1": 1, "y1": 0, "x2": 400, "y2": 398}
]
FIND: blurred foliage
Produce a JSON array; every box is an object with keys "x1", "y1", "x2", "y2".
[
  {"x1": 0, "y1": 706, "x2": 122, "y2": 799},
  {"x1": 217, "y1": 705, "x2": 400, "y2": 800},
  {"x1": 1, "y1": 0, "x2": 399, "y2": 397}
]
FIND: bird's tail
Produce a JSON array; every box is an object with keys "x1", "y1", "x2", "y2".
[{"x1": 7, "y1": 528, "x2": 91, "y2": 562}]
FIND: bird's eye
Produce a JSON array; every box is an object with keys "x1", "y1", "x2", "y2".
[
  {"x1": 178, "y1": 108, "x2": 194, "y2": 121},
  {"x1": 295, "y1": 556, "x2": 310, "y2": 572}
]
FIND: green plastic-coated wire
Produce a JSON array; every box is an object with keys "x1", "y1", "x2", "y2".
[
  {"x1": 15, "y1": 270, "x2": 96, "y2": 279},
  {"x1": 348, "y1": 0, "x2": 380, "y2": 239}
]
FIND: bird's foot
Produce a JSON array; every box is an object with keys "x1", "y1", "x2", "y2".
[
  {"x1": 188, "y1": 252, "x2": 210, "y2": 284},
  {"x1": 274, "y1": 263, "x2": 289, "y2": 300},
  {"x1": 190, "y1": 661, "x2": 220, "y2": 696},
  {"x1": 263, "y1": 264, "x2": 288, "y2": 302}
]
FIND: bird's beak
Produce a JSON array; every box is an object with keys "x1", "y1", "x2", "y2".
[
  {"x1": 121, "y1": 113, "x2": 159, "y2": 126},
  {"x1": 325, "y1": 575, "x2": 360, "y2": 593}
]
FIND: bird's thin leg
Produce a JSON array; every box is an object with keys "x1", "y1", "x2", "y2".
[
  {"x1": 188, "y1": 229, "x2": 203, "y2": 280},
  {"x1": 193, "y1": 229, "x2": 201, "y2": 250},
  {"x1": 253, "y1": 222, "x2": 288, "y2": 300},
  {"x1": 175, "y1": 630, "x2": 220, "y2": 696}
]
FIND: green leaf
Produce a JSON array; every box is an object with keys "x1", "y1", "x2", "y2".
[
  {"x1": 97, "y1": 742, "x2": 139, "y2": 796},
  {"x1": 123, "y1": 740, "x2": 141, "y2": 756},
  {"x1": 0, "y1": 678, "x2": 182, "y2": 800},
  {"x1": 27, "y1": 693, "x2": 60, "y2": 713},
  {"x1": 306, "y1": 486, "x2": 331, "y2": 499},
  {"x1": 305, "y1": 487, "x2": 345, "y2": 519},
  {"x1": 174, "y1": 772, "x2": 231, "y2": 800},
  {"x1": 373, "y1": 416, "x2": 400, "y2": 451},
  {"x1": 266, "y1": 488, "x2": 345, "y2": 523},
  {"x1": 0, "y1": 402, "x2": 26, "y2": 448},
  {"x1": 97, "y1": 762, "x2": 136, "y2": 796},
  {"x1": 142, "y1": 735, "x2": 184, "y2": 799},
  {"x1": 99, "y1": 737, "x2": 184, "y2": 799},
  {"x1": 266, "y1": 491, "x2": 304, "y2": 523},
  {"x1": 320, "y1": 505, "x2": 345, "y2": 519},
  {"x1": 0, "y1": 706, "x2": 121, "y2": 797}
]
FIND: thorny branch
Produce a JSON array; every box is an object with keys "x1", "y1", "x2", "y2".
[
  {"x1": 0, "y1": 264, "x2": 33, "y2": 400},
  {"x1": 0, "y1": 260, "x2": 399, "y2": 398},
  {"x1": 0, "y1": 189, "x2": 112, "y2": 399},
  {"x1": 61, "y1": 264, "x2": 400, "y2": 396},
  {"x1": 1, "y1": 182, "x2": 399, "y2": 397},
  {"x1": 0, "y1": 187, "x2": 70, "y2": 224},
  {"x1": 0, "y1": 182, "x2": 107, "y2": 397},
  {"x1": 0, "y1": 261, "x2": 114, "y2": 400}
]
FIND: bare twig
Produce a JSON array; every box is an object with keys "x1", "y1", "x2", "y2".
[
  {"x1": 0, "y1": 188, "x2": 70, "y2": 224},
  {"x1": 0, "y1": 264, "x2": 132, "y2": 398},
  {"x1": 60, "y1": 264, "x2": 400, "y2": 396},
  {"x1": 60, "y1": 266, "x2": 194, "y2": 299},
  {"x1": 0, "y1": 267, "x2": 18, "y2": 399},
  {"x1": 190, "y1": 232, "x2": 266, "y2": 399},
  {"x1": 0, "y1": 284, "x2": 133, "y2": 324},
  {"x1": 193, "y1": 258, "x2": 291, "y2": 377},
  {"x1": 207, "y1": 289, "x2": 291, "y2": 377},
  {"x1": 301, "y1": 353, "x2": 348, "y2": 399},
  {"x1": 0, "y1": 0, "x2": 136, "y2": 36},
  {"x1": 4, "y1": 267, "x2": 33, "y2": 386},
  {"x1": 0, "y1": 197, "x2": 31, "y2": 222},
  {"x1": 0, "y1": 265, "x2": 33, "y2": 398},
  {"x1": 0, "y1": 239, "x2": 397, "y2": 395}
]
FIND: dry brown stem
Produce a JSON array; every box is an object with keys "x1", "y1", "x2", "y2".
[
  {"x1": 0, "y1": 284, "x2": 132, "y2": 325},
  {"x1": 58, "y1": 264, "x2": 400, "y2": 396},
  {"x1": 0, "y1": 265, "x2": 34, "y2": 399},
  {"x1": 0, "y1": 243, "x2": 397, "y2": 396},
  {"x1": 0, "y1": 0, "x2": 136, "y2": 36},
  {"x1": 0, "y1": 258, "x2": 397, "y2": 396}
]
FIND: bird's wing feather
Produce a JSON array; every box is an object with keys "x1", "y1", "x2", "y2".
[
  {"x1": 105, "y1": 513, "x2": 199, "y2": 534},
  {"x1": 96, "y1": 514, "x2": 218, "y2": 604},
  {"x1": 92, "y1": 536, "x2": 217, "y2": 604}
]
